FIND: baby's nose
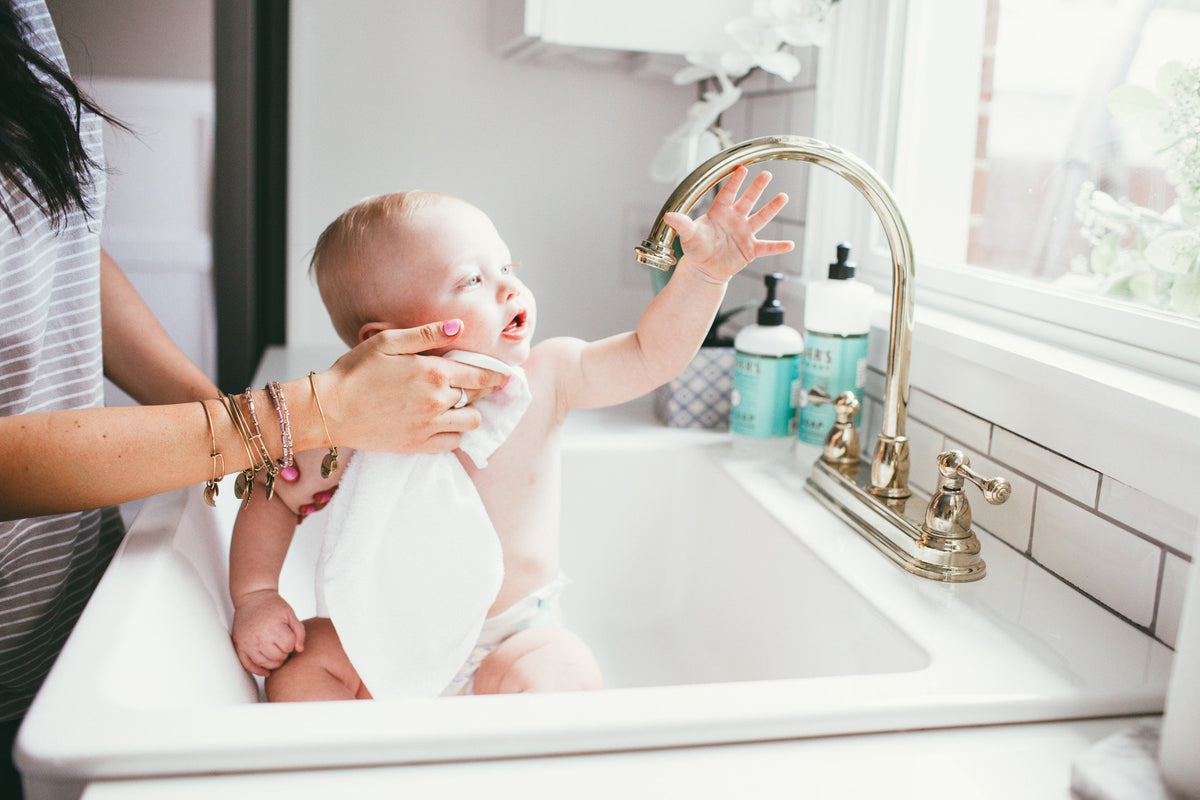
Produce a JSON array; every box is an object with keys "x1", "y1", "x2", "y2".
[{"x1": 499, "y1": 280, "x2": 520, "y2": 301}]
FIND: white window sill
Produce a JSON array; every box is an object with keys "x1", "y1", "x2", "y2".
[{"x1": 862, "y1": 294, "x2": 1200, "y2": 510}]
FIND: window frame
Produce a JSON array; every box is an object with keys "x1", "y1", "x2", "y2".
[{"x1": 803, "y1": 0, "x2": 1200, "y2": 386}]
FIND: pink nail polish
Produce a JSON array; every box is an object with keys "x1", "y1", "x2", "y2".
[{"x1": 442, "y1": 320, "x2": 461, "y2": 336}]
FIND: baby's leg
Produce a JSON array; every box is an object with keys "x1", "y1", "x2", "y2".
[
  {"x1": 265, "y1": 617, "x2": 372, "y2": 701},
  {"x1": 473, "y1": 626, "x2": 602, "y2": 695}
]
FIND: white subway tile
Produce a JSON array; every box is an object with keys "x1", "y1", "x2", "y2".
[
  {"x1": 864, "y1": 367, "x2": 885, "y2": 404},
  {"x1": 1158, "y1": 552, "x2": 1192, "y2": 648},
  {"x1": 906, "y1": 417, "x2": 946, "y2": 496},
  {"x1": 1032, "y1": 490, "x2": 1161, "y2": 627},
  {"x1": 991, "y1": 427, "x2": 1099, "y2": 506},
  {"x1": 946, "y1": 442, "x2": 1036, "y2": 553},
  {"x1": 908, "y1": 388, "x2": 991, "y2": 452},
  {"x1": 1098, "y1": 477, "x2": 1198, "y2": 558}
]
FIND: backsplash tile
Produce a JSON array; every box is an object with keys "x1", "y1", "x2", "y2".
[
  {"x1": 853, "y1": 368, "x2": 1188, "y2": 647},
  {"x1": 1098, "y1": 477, "x2": 1198, "y2": 558},
  {"x1": 990, "y1": 428, "x2": 1100, "y2": 506},
  {"x1": 1032, "y1": 490, "x2": 1161, "y2": 628},
  {"x1": 909, "y1": 388, "x2": 991, "y2": 453}
]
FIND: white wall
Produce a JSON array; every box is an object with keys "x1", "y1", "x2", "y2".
[{"x1": 287, "y1": 1, "x2": 698, "y2": 348}]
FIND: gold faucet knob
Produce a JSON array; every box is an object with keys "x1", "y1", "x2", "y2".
[{"x1": 934, "y1": 450, "x2": 1011, "y2": 505}]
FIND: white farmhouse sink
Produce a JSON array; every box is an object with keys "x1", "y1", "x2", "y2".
[{"x1": 17, "y1": 412, "x2": 1171, "y2": 799}]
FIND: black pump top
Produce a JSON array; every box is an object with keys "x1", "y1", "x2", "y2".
[
  {"x1": 757, "y1": 272, "x2": 786, "y2": 326},
  {"x1": 828, "y1": 243, "x2": 856, "y2": 280}
]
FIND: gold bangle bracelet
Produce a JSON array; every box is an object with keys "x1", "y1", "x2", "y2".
[
  {"x1": 219, "y1": 393, "x2": 260, "y2": 506},
  {"x1": 199, "y1": 399, "x2": 224, "y2": 507},
  {"x1": 242, "y1": 389, "x2": 279, "y2": 501},
  {"x1": 308, "y1": 371, "x2": 339, "y2": 478}
]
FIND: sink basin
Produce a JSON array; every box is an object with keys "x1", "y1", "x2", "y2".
[{"x1": 17, "y1": 414, "x2": 1171, "y2": 798}]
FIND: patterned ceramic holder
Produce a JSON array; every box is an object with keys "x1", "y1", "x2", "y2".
[{"x1": 654, "y1": 347, "x2": 737, "y2": 429}]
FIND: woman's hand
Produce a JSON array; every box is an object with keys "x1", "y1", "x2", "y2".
[{"x1": 321, "y1": 319, "x2": 508, "y2": 454}]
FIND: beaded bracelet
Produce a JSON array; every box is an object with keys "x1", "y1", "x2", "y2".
[{"x1": 266, "y1": 381, "x2": 297, "y2": 482}]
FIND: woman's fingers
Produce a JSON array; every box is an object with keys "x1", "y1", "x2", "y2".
[{"x1": 371, "y1": 320, "x2": 467, "y2": 356}]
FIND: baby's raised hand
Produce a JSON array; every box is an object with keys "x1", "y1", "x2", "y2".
[
  {"x1": 231, "y1": 589, "x2": 306, "y2": 677},
  {"x1": 663, "y1": 166, "x2": 793, "y2": 283}
]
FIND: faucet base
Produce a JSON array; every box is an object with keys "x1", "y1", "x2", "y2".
[{"x1": 805, "y1": 459, "x2": 986, "y2": 582}]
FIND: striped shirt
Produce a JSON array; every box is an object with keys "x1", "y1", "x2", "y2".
[{"x1": 0, "y1": 0, "x2": 124, "y2": 721}]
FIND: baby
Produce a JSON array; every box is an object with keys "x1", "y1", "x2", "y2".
[{"x1": 229, "y1": 167, "x2": 791, "y2": 700}]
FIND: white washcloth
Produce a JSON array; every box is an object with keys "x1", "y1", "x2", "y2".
[{"x1": 315, "y1": 351, "x2": 531, "y2": 699}]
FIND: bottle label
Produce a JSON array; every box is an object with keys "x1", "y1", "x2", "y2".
[
  {"x1": 731, "y1": 352, "x2": 800, "y2": 438},
  {"x1": 798, "y1": 332, "x2": 868, "y2": 445}
]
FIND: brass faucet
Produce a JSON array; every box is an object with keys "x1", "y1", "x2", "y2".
[{"x1": 639, "y1": 135, "x2": 1008, "y2": 582}]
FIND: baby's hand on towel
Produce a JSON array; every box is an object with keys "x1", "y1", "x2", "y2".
[{"x1": 231, "y1": 589, "x2": 306, "y2": 677}]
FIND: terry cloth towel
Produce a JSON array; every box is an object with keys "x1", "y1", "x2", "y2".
[{"x1": 315, "y1": 351, "x2": 531, "y2": 699}]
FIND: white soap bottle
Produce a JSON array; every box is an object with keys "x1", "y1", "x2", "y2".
[
  {"x1": 730, "y1": 273, "x2": 803, "y2": 456},
  {"x1": 798, "y1": 244, "x2": 873, "y2": 446}
]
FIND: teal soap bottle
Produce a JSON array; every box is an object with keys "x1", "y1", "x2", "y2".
[
  {"x1": 731, "y1": 273, "x2": 803, "y2": 455},
  {"x1": 798, "y1": 244, "x2": 873, "y2": 446}
]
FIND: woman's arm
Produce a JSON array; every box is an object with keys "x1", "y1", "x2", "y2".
[
  {"x1": 0, "y1": 321, "x2": 505, "y2": 520},
  {"x1": 99, "y1": 248, "x2": 219, "y2": 404}
]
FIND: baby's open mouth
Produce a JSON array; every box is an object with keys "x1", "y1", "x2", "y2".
[{"x1": 503, "y1": 311, "x2": 527, "y2": 335}]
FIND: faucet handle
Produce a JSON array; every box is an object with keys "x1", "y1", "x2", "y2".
[
  {"x1": 811, "y1": 389, "x2": 861, "y2": 466},
  {"x1": 935, "y1": 451, "x2": 1011, "y2": 505}
]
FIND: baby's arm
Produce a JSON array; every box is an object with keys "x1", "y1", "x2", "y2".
[
  {"x1": 229, "y1": 448, "x2": 338, "y2": 676},
  {"x1": 550, "y1": 167, "x2": 792, "y2": 410}
]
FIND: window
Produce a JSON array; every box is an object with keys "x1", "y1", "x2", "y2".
[{"x1": 805, "y1": 0, "x2": 1200, "y2": 385}]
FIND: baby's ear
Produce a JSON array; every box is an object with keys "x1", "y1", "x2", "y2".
[{"x1": 358, "y1": 321, "x2": 393, "y2": 343}]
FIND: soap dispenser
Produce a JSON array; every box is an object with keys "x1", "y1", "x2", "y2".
[
  {"x1": 798, "y1": 243, "x2": 873, "y2": 446},
  {"x1": 730, "y1": 273, "x2": 803, "y2": 455}
]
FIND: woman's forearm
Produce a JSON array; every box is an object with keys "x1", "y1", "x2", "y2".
[
  {"x1": 99, "y1": 249, "x2": 218, "y2": 404},
  {"x1": 0, "y1": 375, "x2": 327, "y2": 519}
]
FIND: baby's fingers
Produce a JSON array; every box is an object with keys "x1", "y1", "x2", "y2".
[
  {"x1": 749, "y1": 192, "x2": 789, "y2": 233},
  {"x1": 732, "y1": 170, "x2": 774, "y2": 216},
  {"x1": 662, "y1": 211, "x2": 698, "y2": 242},
  {"x1": 288, "y1": 614, "x2": 307, "y2": 653},
  {"x1": 237, "y1": 648, "x2": 270, "y2": 678},
  {"x1": 712, "y1": 165, "x2": 749, "y2": 206},
  {"x1": 754, "y1": 239, "x2": 795, "y2": 258}
]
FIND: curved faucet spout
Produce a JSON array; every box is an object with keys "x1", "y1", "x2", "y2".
[{"x1": 638, "y1": 135, "x2": 914, "y2": 498}]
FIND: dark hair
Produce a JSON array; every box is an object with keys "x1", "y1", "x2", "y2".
[{"x1": 0, "y1": 1, "x2": 126, "y2": 230}]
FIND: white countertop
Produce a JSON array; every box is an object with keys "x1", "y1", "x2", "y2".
[{"x1": 80, "y1": 716, "x2": 1160, "y2": 799}]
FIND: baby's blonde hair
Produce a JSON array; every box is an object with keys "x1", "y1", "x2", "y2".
[{"x1": 309, "y1": 191, "x2": 445, "y2": 346}]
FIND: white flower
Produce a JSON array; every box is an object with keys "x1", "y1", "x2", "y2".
[
  {"x1": 654, "y1": 1, "x2": 836, "y2": 183},
  {"x1": 651, "y1": 75, "x2": 743, "y2": 183},
  {"x1": 671, "y1": 0, "x2": 833, "y2": 86}
]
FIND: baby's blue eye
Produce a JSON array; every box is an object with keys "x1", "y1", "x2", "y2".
[
  {"x1": 464, "y1": 274, "x2": 482, "y2": 287},
  {"x1": 500, "y1": 264, "x2": 512, "y2": 275}
]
